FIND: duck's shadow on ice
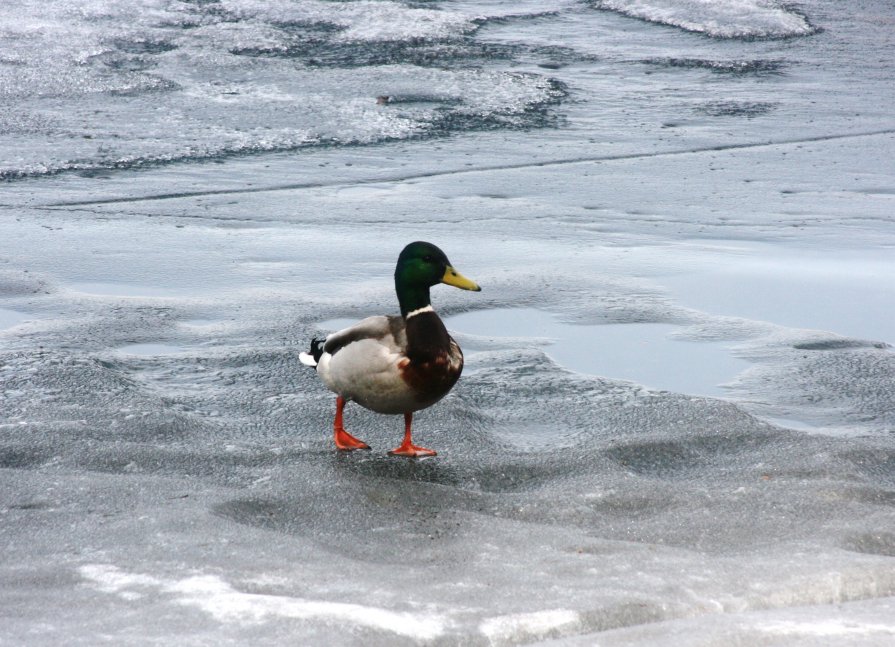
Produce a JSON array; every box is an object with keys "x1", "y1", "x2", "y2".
[
  {"x1": 328, "y1": 446, "x2": 582, "y2": 496},
  {"x1": 330, "y1": 451, "x2": 465, "y2": 487}
]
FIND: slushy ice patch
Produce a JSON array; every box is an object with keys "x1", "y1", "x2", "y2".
[
  {"x1": 590, "y1": 0, "x2": 815, "y2": 38},
  {"x1": 0, "y1": 0, "x2": 568, "y2": 179}
]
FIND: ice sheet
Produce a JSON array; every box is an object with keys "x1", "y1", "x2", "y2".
[{"x1": 2, "y1": 1, "x2": 895, "y2": 645}]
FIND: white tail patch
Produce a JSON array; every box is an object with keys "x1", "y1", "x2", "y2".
[{"x1": 299, "y1": 352, "x2": 318, "y2": 367}]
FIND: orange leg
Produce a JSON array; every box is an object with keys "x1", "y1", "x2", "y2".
[
  {"x1": 388, "y1": 412, "x2": 436, "y2": 458},
  {"x1": 333, "y1": 396, "x2": 370, "y2": 451}
]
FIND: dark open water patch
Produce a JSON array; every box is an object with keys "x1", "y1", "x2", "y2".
[
  {"x1": 695, "y1": 101, "x2": 777, "y2": 118},
  {"x1": 794, "y1": 339, "x2": 890, "y2": 351},
  {"x1": 112, "y1": 38, "x2": 179, "y2": 56},
  {"x1": 231, "y1": 30, "x2": 592, "y2": 70},
  {"x1": 643, "y1": 57, "x2": 785, "y2": 75}
]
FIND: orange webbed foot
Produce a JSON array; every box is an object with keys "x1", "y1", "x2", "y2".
[
  {"x1": 335, "y1": 427, "x2": 371, "y2": 451},
  {"x1": 388, "y1": 443, "x2": 437, "y2": 458},
  {"x1": 333, "y1": 396, "x2": 370, "y2": 451},
  {"x1": 388, "y1": 412, "x2": 437, "y2": 458}
]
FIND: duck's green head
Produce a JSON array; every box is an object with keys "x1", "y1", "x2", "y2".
[{"x1": 394, "y1": 241, "x2": 480, "y2": 316}]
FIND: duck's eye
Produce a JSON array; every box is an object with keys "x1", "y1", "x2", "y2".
[{"x1": 423, "y1": 255, "x2": 433, "y2": 262}]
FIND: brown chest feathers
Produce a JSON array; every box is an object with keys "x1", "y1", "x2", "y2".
[{"x1": 399, "y1": 311, "x2": 464, "y2": 404}]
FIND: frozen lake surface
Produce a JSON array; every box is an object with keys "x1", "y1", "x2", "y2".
[
  {"x1": 453, "y1": 310, "x2": 748, "y2": 398},
  {"x1": 3, "y1": 0, "x2": 895, "y2": 645}
]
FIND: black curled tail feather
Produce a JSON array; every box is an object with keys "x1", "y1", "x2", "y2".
[
  {"x1": 299, "y1": 337, "x2": 326, "y2": 368},
  {"x1": 310, "y1": 337, "x2": 325, "y2": 364}
]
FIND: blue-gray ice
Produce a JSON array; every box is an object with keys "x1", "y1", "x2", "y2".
[{"x1": 2, "y1": 0, "x2": 895, "y2": 645}]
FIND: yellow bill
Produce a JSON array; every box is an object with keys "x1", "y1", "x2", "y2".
[{"x1": 441, "y1": 266, "x2": 481, "y2": 291}]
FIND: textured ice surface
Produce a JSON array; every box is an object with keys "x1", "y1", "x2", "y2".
[
  {"x1": 0, "y1": 0, "x2": 567, "y2": 179},
  {"x1": 3, "y1": 0, "x2": 895, "y2": 645}
]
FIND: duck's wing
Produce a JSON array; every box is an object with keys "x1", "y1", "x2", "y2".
[{"x1": 323, "y1": 315, "x2": 407, "y2": 357}]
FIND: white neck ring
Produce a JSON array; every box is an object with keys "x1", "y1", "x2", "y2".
[{"x1": 405, "y1": 305, "x2": 434, "y2": 319}]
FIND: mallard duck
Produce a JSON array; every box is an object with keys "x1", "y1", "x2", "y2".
[{"x1": 299, "y1": 241, "x2": 481, "y2": 457}]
